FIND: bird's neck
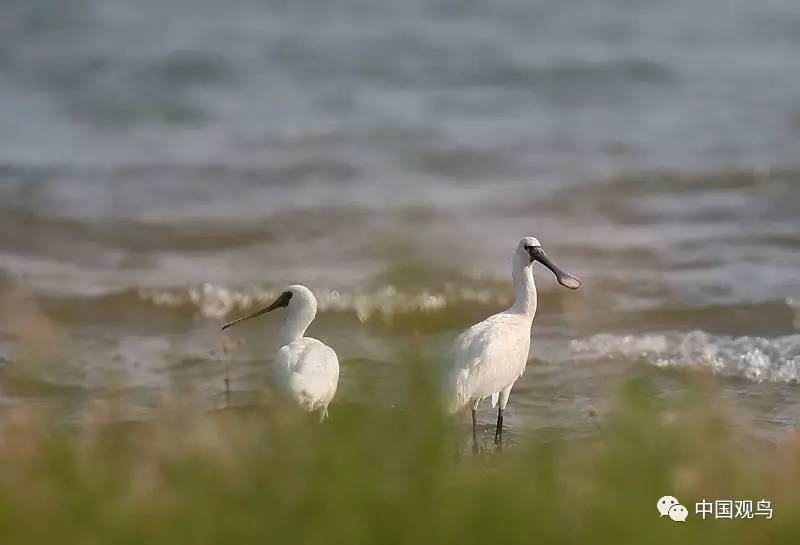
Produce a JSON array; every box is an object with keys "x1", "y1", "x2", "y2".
[
  {"x1": 510, "y1": 253, "x2": 537, "y2": 318},
  {"x1": 279, "y1": 305, "x2": 316, "y2": 345}
]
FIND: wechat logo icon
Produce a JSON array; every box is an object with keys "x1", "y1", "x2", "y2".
[{"x1": 658, "y1": 496, "x2": 688, "y2": 523}]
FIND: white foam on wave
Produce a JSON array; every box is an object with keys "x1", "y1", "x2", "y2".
[
  {"x1": 570, "y1": 331, "x2": 800, "y2": 384},
  {"x1": 139, "y1": 283, "x2": 508, "y2": 322}
]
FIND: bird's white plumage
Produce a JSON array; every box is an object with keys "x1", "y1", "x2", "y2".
[
  {"x1": 445, "y1": 237, "x2": 542, "y2": 414},
  {"x1": 447, "y1": 313, "x2": 531, "y2": 412},
  {"x1": 224, "y1": 284, "x2": 339, "y2": 420},
  {"x1": 274, "y1": 337, "x2": 339, "y2": 416},
  {"x1": 273, "y1": 285, "x2": 339, "y2": 419}
]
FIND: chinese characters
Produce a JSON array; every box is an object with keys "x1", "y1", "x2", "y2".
[{"x1": 694, "y1": 499, "x2": 773, "y2": 520}]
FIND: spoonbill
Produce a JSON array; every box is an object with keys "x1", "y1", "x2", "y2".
[
  {"x1": 222, "y1": 285, "x2": 339, "y2": 421},
  {"x1": 445, "y1": 237, "x2": 581, "y2": 449}
]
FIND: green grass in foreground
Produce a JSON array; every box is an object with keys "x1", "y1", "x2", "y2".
[{"x1": 0, "y1": 371, "x2": 798, "y2": 545}]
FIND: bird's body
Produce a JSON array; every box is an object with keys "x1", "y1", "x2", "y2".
[
  {"x1": 222, "y1": 285, "x2": 339, "y2": 421},
  {"x1": 447, "y1": 312, "x2": 531, "y2": 413},
  {"x1": 445, "y1": 237, "x2": 581, "y2": 449},
  {"x1": 274, "y1": 337, "x2": 339, "y2": 418}
]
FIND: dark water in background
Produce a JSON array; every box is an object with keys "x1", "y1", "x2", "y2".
[{"x1": 1, "y1": 0, "x2": 800, "y2": 437}]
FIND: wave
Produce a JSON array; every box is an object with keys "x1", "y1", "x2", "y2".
[
  {"x1": 27, "y1": 277, "x2": 800, "y2": 339},
  {"x1": 570, "y1": 331, "x2": 800, "y2": 384},
  {"x1": 139, "y1": 283, "x2": 510, "y2": 322}
]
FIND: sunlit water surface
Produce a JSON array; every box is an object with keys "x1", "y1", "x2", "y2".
[{"x1": 1, "y1": 0, "x2": 799, "y2": 440}]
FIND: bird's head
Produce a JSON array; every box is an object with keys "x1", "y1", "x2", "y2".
[
  {"x1": 221, "y1": 284, "x2": 317, "y2": 331},
  {"x1": 517, "y1": 237, "x2": 582, "y2": 290}
]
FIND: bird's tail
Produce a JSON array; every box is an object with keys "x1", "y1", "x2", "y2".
[
  {"x1": 319, "y1": 406, "x2": 329, "y2": 423},
  {"x1": 443, "y1": 367, "x2": 469, "y2": 414}
]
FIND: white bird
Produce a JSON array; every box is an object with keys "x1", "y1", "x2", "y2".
[
  {"x1": 445, "y1": 237, "x2": 581, "y2": 450},
  {"x1": 221, "y1": 285, "x2": 339, "y2": 421}
]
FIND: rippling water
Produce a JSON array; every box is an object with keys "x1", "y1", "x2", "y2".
[{"x1": 1, "y1": 0, "x2": 799, "y2": 437}]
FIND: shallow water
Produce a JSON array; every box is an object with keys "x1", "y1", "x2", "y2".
[{"x1": 1, "y1": 0, "x2": 799, "y2": 438}]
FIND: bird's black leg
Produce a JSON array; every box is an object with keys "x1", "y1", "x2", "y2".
[
  {"x1": 494, "y1": 408, "x2": 504, "y2": 448},
  {"x1": 471, "y1": 408, "x2": 479, "y2": 454}
]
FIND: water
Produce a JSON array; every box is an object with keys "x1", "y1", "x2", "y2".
[{"x1": 1, "y1": 0, "x2": 799, "y2": 438}]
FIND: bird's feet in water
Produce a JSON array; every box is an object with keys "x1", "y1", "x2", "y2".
[
  {"x1": 469, "y1": 424, "x2": 505, "y2": 455},
  {"x1": 462, "y1": 421, "x2": 512, "y2": 456}
]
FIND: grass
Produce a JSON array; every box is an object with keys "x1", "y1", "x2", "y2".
[{"x1": 0, "y1": 359, "x2": 798, "y2": 544}]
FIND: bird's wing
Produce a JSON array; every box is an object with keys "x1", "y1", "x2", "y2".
[
  {"x1": 275, "y1": 338, "x2": 340, "y2": 410},
  {"x1": 445, "y1": 314, "x2": 530, "y2": 411}
]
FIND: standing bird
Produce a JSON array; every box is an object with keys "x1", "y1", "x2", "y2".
[
  {"x1": 222, "y1": 285, "x2": 339, "y2": 421},
  {"x1": 445, "y1": 237, "x2": 581, "y2": 450}
]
